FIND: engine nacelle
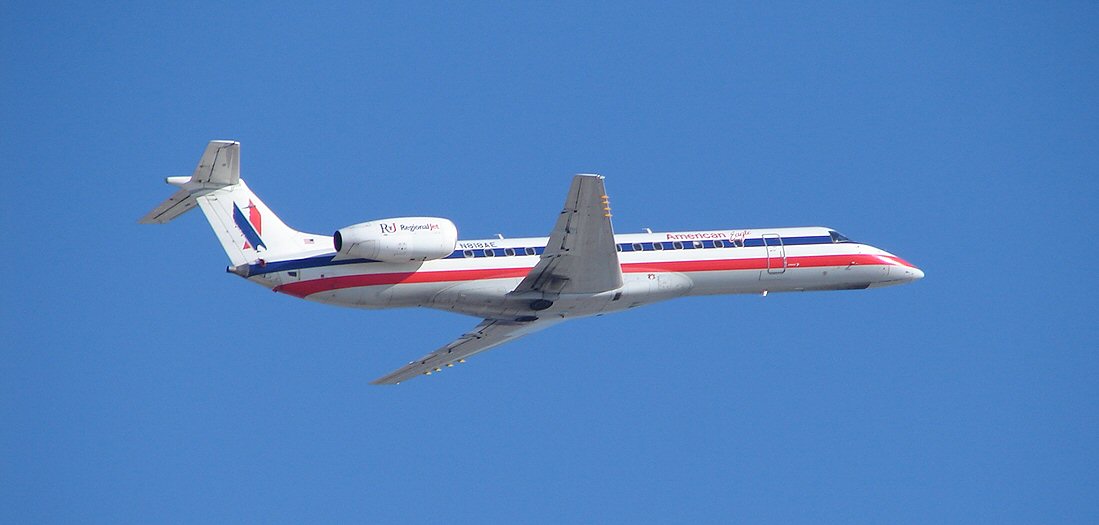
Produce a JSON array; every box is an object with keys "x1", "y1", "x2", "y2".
[{"x1": 333, "y1": 217, "x2": 458, "y2": 263}]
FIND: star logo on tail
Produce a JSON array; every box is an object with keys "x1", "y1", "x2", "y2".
[{"x1": 232, "y1": 200, "x2": 266, "y2": 251}]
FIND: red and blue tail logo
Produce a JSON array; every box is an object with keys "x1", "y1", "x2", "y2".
[{"x1": 233, "y1": 200, "x2": 266, "y2": 251}]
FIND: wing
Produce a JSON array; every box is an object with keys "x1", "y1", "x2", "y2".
[
  {"x1": 371, "y1": 318, "x2": 563, "y2": 385},
  {"x1": 512, "y1": 174, "x2": 623, "y2": 295}
]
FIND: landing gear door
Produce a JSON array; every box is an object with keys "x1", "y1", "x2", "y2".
[{"x1": 763, "y1": 233, "x2": 786, "y2": 274}]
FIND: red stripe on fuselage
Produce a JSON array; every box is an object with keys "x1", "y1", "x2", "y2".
[
  {"x1": 273, "y1": 253, "x2": 908, "y2": 298},
  {"x1": 275, "y1": 267, "x2": 532, "y2": 298},
  {"x1": 880, "y1": 255, "x2": 917, "y2": 268}
]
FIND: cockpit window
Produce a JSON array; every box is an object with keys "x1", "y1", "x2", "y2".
[{"x1": 829, "y1": 230, "x2": 853, "y2": 243}]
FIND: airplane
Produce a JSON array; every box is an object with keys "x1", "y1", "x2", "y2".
[{"x1": 141, "y1": 140, "x2": 924, "y2": 384}]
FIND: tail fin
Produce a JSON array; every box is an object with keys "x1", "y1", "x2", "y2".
[{"x1": 140, "y1": 141, "x2": 328, "y2": 266}]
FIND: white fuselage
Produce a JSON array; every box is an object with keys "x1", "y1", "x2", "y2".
[{"x1": 238, "y1": 226, "x2": 923, "y2": 321}]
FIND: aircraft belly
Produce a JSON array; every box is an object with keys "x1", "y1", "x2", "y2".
[
  {"x1": 686, "y1": 269, "x2": 764, "y2": 295},
  {"x1": 795, "y1": 264, "x2": 889, "y2": 291},
  {"x1": 379, "y1": 282, "x2": 453, "y2": 307},
  {"x1": 428, "y1": 278, "x2": 527, "y2": 318},
  {"x1": 603, "y1": 272, "x2": 692, "y2": 310},
  {"x1": 303, "y1": 287, "x2": 385, "y2": 308},
  {"x1": 684, "y1": 264, "x2": 896, "y2": 295},
  {"x1": 300, "y1": 281, "x2": 453, "y2": 309}
]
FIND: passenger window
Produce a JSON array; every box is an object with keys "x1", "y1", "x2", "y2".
[
  {"x1": 463, "y1": 250, "x2": 474, "y2": 258},
  {"x1": 672, "y1": 242, "x2": 683, "y2": 250},
  {"x1": 526, "y1": 247, "x2": 537, "y2": 256},
  {"x1": 632, "y1": 243, "x2": 642, "y2": 251},
  {"x1": 653, "y1": 242, "x2": 664, "y2": 251},
  {"x1": 485, "y1": 249, "x2": 495, "y2": 257},
  {"x1": 504, "y1": 248, "x2": 515, "y2": 256}
]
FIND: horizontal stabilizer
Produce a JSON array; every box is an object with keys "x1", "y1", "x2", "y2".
[
  {"x1": 138, "y1": 189, "x2": 197, "y2": 224},
  {"x1": 138, "y1": 141, "x2": 240, "y2": 224}
]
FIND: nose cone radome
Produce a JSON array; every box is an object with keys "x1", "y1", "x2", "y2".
[{"x1": 900, "y1": 265, "x2": 924, "y2": 281}]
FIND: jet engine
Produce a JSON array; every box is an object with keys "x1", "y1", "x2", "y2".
[{"x1": 333, "y1": 217, "x2": 458, "y2": 263}]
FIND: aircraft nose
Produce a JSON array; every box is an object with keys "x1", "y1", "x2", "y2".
[{"x1": 899, "y1": 265, "x2": 924, "y2": 281}]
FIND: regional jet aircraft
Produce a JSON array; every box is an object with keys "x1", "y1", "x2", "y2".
[{"x1": 141, "y1": 141, "x2": 924, "y2": 384}]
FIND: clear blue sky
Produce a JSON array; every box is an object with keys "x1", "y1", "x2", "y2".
[{"x1": 3, "y1": 2, "x2": 1097, "y2": 523}]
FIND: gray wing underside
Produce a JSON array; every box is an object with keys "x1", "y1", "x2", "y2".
[{"x1": 371, "y1": 318, "x2": 563, "y2": 385}]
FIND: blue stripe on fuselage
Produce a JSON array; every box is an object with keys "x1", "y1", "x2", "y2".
[
  {"x1": 743, "y1": 235, "x2": 831, "y2": 247},
  {"x1": 244, "y1": 234, "x2": 844, "y2": 277},
  {"x1": 247, "y1": 254, "x2": 376, "y2": 275}
]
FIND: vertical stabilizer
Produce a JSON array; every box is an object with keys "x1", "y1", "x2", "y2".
[
  {"x1": 192, "y1": 179, "x2": 327, "y2": 265},
  {"x1": 140, "y1": 141, "x2": 330, "y2": 267}
]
